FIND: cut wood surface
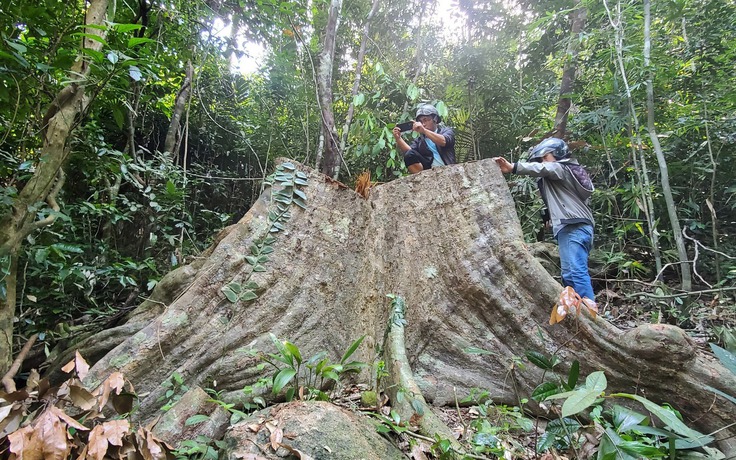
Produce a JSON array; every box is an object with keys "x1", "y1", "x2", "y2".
[{"x1": 75, "y1": 158, "x2": 735, "y2": 454}]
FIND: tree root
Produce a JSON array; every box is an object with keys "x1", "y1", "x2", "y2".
[
  {"x1": 2, "y1": 333, "x2": 38, "y2": 392},
  {"x1": 382, "y1": 296, "x2": 464, "y2": 454}
]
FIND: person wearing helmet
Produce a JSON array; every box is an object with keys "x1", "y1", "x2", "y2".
[
  {"x1": 492, "y1": 138, "x2": 596, "y2": 303},
  {"x1": 392, "y1": 103, "x2": 456, "y2": 174}
]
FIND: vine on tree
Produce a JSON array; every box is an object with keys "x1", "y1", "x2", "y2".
[{"x1": 221, "y1": 162, "x2": 308, "y2": 304}]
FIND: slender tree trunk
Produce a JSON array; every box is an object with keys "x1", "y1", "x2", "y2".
[
  {"x1": 401, "y1": 0, "x2": 431, "y2": 116},
  {"x1": 553, "y1": 4, "x2": 586, "y2": 138},
  {"x1": 317, "y1": 0, "x2": 343, "y2": 178},
  {"x1": 0, "y1": 255, "x2": 18, "y2": 375},
  {"x1": 603, "y1": 0, "x2": 663, "y2": 276},
  {"x1": 339, "y1": 0, "x2": 380, "y2": 157},
  {"x1": 643, "y1": 0, "x2": 691, "y2": 291},
  {"x1": 164, "y1": 61, "x2": 194, "y2": 162},
  {"x1": 0, "y1": 0, "x2": 110, "y2": 374},
  {"x1": 703, "y1": 101, "x2": 720, "y2": 283}
]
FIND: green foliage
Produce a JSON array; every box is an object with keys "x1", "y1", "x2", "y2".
[
  {"x1": 173, "y1": 436, "x2": 225, "y2": 460},
  {"x1": 703, "y1": 343, "x2": 736, "y2": 405},
  {"x1": 525, "y1": 351, "x2": 724, "y2": 458},
  {"x1": 249, "y1": 334, "x2": 366, "y2": 401},
  {"x1": 459, "y1": 389, "x2": 534, "y2": 457},
  {"x1": 158, "y1": 372, "x2": 189, "y2": 411}
]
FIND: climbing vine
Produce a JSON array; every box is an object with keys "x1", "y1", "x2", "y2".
[{"x1": 221, "y1": 162, "x2": 308, "y2": 303}]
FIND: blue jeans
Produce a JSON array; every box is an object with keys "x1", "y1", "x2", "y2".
[{"x1": 556, "y1": 223, "x2": 595, "y2": 300}]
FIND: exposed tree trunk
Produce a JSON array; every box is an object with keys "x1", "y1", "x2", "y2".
[
  {"x1": 317, "y1": 0, "x2": 343, "y2": 179},
  {"x1": 339, "y1": 0, "x2": 380, "y2": 157},
  {"x1": 0, "y1": 0, "x2": 110, "y2": 374},
  {"x1": 74, "y1": 159, "x2": 735, "y2": 455},
  {"x1": 164, "y1": 60, "x2": 194, "y2": 162},
  {"x1": 643, "y1": 0, "x2": 692, "y2": 291},
  {"x1": 553, "y1": 4, "x2": 586, "y2": 138}
]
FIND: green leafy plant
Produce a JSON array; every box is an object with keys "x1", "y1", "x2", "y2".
[
  {"x1": 526, "y1": 352, "x2": 724, "y2": 458},
  {"x1": 372, "y1": 409, "x2": 412, "y2": 436},
  {"x1": 460, "y1": 389, "x2": 534, "y2": 457},
  {"x1": 704, "y1": 343, "x2": 736, "y2": 405},
  {"x1": 174, "y1": 435, "x2": 225, "y2": 460},
  {"x1": 253, "y1": 333, "x2": 366, "y2": 401},
  {"x1": 158, "y1": 371, "x2": 189, "y2": 411}
]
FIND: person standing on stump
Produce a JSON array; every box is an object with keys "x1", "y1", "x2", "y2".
[
  {"x1": 493, "y1": 138, "x2": 596, "y2": 304},
  {"x1": 392, "y1": 104, "x2": 456, "y2": 174}
]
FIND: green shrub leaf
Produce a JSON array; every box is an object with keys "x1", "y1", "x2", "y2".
[
  {"x1": 612, "y1": 405, "x2": 648, "y2": 433},
  {"x1": 614, "y1": 393, "x2": 706, "y2": 441},
  {"x1": 710, "y1": 343, "x2": 736, "y2": 375},
  {"x1": 241, "y1": 290, "x2": 258, "y2": 301},
  {"x1": 185, "y1": 414, "x2": 210, "y2": 426},
  {"x1": 525, "y1": 350, "x2": 555, "y2": 370},
  {"x1": 341, "y1": 335, "x2": 365, "y2": 364},
  {"x1": 272, "y1": 367, "x2": 296, "y2": 394},
  {"x1": 283, "y1": 341, "x2": 302, "y2": 364},
  {"x1": 532, "y1": 382, "x2": 561, "y2": 402},
  {"x1": 221, "y1": 286, "x2": 238, "y2": 303}
]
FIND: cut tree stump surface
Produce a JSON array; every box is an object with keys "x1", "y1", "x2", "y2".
[{"x1": 76, "y1": 158, "x2": 736, "y2": 455}]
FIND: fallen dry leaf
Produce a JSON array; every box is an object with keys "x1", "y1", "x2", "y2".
[
  {"x1": 96, "y1": 372, "x2": 125, "y2": 411},
  {"x1": 269, "y1": 426, "x2": 283, "y2": 451},
  {"x1": 279, "y1": 443, "x2": 315, "y2": 460},
  {"x1": 8, "y1": 425, "x2": 43, "y2": 460},
  {"x1": 111, "y1": 392, "x2": 135, "y2": 415},
  {"x1": 137, "y1": 427, "x2": 169, "y2": 460},
  {"x1": 49, "y1": 406, "x2": 88, "y2": 432},
  {"x1": 0, "y1": 406, "x2": 23, "y2": 437},
  {"x1": 0, "y1": 404, "x2": 11, "y2": 423},
  {"x1": 62, "y1": 351, "x2": 90, "y2": 380},
  {"x1": 61, "y1": 359, "x2": 75, "y2": 374},
  {"x1": 26, "y1": 369, "x2": 40, "y2": 392},
  {"x1": 37, "y1": 408, "x2": 71, "y2": 460},
  {"x1": 87, "y1": 420, "x2": 130, "y2": 460},
  {"x1": 69, "y1": 385, "x2": 98, "y2": 411},
  {"x1": 409, "y1": 440, "x2": 430, "y2": 460},
  {"x1": 74, "y1": 351, "x2": 90, "y2": 381}
]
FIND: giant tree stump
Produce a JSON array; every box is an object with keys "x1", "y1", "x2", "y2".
[{"x1": 75, "y1": 159, "x2": 736, "y2": 454}]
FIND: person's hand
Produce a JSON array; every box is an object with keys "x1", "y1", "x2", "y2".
[
  {"x1": 492, "y1": 157, "x2": 514, "y2": 174},
  {"x1": 392, "y1": 126, "x2": 402, "y2": 138},
  {"x1": 412, "y1": 121, "x2": 424, "y2": 133}
]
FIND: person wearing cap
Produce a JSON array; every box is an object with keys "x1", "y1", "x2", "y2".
[
  {"x1": 492, "y1": 138, "x2": 596, "y2": 303},
  {"x1": 392, "y1": 104, "x2": 456, "y2": 174}
]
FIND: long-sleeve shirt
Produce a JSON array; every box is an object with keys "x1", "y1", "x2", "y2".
[{"x1": 513, "y1": 159, "x2": 594, "y2": 235}]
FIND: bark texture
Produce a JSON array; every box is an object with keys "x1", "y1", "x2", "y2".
[
  {"x1": 78, "y1": 159, "x2": 736, "y2": 455},
  {"x1": 316, "y1": 0, "x2": 343, "y2": 178}
]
